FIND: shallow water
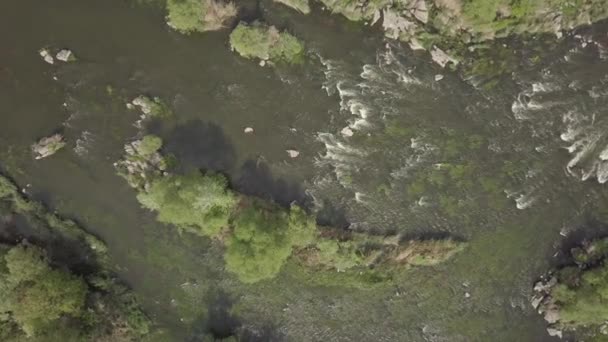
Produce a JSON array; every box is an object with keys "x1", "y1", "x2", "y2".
[{"x1": 2, "y1": 0, "x2": 608, "y2": 340}]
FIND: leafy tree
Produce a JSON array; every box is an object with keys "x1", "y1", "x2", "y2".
[
  {"x1": 137, "y1": 173, "x2": 237, "y2": 237},
  {"x1": 0, "y1": 245, "x2": 87, "y2": 337},
  {"x1": 167, "y1": 0, "x2": 236, "y2": 33},
  {"x1": 224, "y1": 202, "x2": 316, "y2": 283},
  {"x1": 167, "y1": 0, "x2": 202, "y2": 33},
  {"x1": 229, "y1": 22, "x2": 304, "y2": 64}
]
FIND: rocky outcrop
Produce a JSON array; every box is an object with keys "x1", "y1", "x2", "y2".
[
  {"x1": 32, "y1": 134, "x2": 66, "y2": 160},
  {"x1": 114, "y1": 137, "x2": 167, "y2": 190},
  {"x1": 317, "y1": 0, "x2": 608, "y2": 67}
]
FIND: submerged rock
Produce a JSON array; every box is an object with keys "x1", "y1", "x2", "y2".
[{"x1": 32, "y1": 134, "x2": 66, "y2": 159}]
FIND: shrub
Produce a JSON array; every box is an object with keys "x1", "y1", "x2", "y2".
[
  {"x1": 229, "y1": 22, "x2": 304, "y2": 64},
  {"x1": 136, "y1": 172, "x2": 237, "y2": 237},
  {"x1": 166, "y1": 0, "x2": 236, "y2": 33},
  {"x1": 136, "y1": 135, "x2": 163, "y2": 157},
  {"x1": 0, "y1": 244, "x2": 87, "y2": 337},
  {"x1": 224, "y1": 202, "x2": 316, "y2": 283}
]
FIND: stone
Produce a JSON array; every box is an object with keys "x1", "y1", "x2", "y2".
[
  {"x1": 434, "y1": 74, "x2": 444, "y2": 81},
  {"x1": 32, "y1": 134, "x2": 66, "y2": 160},
  {"x1": 408, "y1": 38, "x2": 425, "y2": 51},
  {"x1": 371, "y1": 10, "x2": 381, "y2": 25},
  {"x1": 546, "y1": 327, "x2": 562, "y2": 338},
  {"x1": 430, "y1": 47, "x2": 459, "y2": 68},
  {"x1": 530, "y1": 294, "x2": 544, "y2": 309},
  {"x1": 543, "y1": 305, "x2": 560, "y2": 324},
  {"x1": 341, "y1": 127, "x2": 354, "y2": 137},
  {"x1": 244, "y1": 127, "x2": 254, "y2": 133},
  {"x1": 464, "y1": 292, "x2": 471, "y2": 298},
  {"x1": 56, "y1": 49, "x2": 75, "y2": 62},
  {"x1": 410, "y1": 0, "x2": 428, "y2": 24},
  {"x1": 286, "y1": 149, "x2": 300, "y2": 158},
  {"x1": 259, "y1": 60, "x2": 266, "y2": 67},
  {"x1": 382, "y1": 9, "x2": 415, "y2": 40},
  {"x1": 39, "y1": 49, "x2": 54, "y2": 64}
]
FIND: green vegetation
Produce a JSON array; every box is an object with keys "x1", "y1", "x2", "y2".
[
  {"x1": 0, "y1": 174, "x2": 151, "y2": 340},
  {"x1": 0, "y1": 243, "x2": 150, "y2": 340},
  {"x1": 536, "y1": 237, "x2": 608, "y2": 337},
  {"x1": 116, "y1": 137, "x2": 168, "y2": 189},
  {"x1": 166, "y1": 0, "x2": 236, "y2": 33},
  {"x1": 131, "y1": 95, "x2": 173, "y2": 118},
  {"x1": 318, "y1": 0, "x2": 389, "y2": 21},
  {"x1": 0, "y1": 244, "x2": 87, "y2": 337},
  {"x1": 229, "y1": 22, "x2": 305, "y2": 64},
  {"x1": 0, "y1": 174, "x2": 107, "y2": 257},
  {"x1": 137, "y1": 135, "x2": 163, "y2": 157},
  {"x1": 225, "y1": 200, "x2": 315, "y2": 283},
  {"x1": 137, "y1": 172, "x2": 237, "y2": 237},
  {"x1": 31, "y1": 134, "x2": 66, "y2": 160},
  {"x1": 117, "y1": 98, "x2": 466, "y2": 285}
]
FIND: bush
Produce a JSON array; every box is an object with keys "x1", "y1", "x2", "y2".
[
  {"x1": 229, "y1": 22, "x2": 304, "y2": 64},
  {"x1": 136, "y1": 135, "x2": 163, "y2": 157},
  {"x1": 224, "y1": 202, "x2": 316, "y2": 283},
  {"x1": 167, "y1": 0, "x2": 236, "y2": 33},
  {"x1": 0, "y1": 244, "x2": 87, "y2": 337},
  {"x1": 137, "y1": 172, "x2": 237, "y2": 237}
]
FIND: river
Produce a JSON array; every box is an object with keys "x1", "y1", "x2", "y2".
[{"x1": 2, "y1": 0, "x2": 608, "y2": 340}]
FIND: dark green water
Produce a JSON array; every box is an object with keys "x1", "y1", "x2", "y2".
[{"x1": 2, "y1": 0, "x2": 608, "y2": 340}]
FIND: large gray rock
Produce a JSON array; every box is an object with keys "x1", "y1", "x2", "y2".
[
  {"x1": 430, "y1": 47, "x2": 459, "y2": 68},
  {"x1": 382, "y1": 9, "x2": 415, "y2": 40},
  {"x1": 56, "y1": 49, "x2": 76, "y2": 62}
]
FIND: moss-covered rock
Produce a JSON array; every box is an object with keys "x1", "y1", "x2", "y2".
[
  {"x1": 229, "y1": 22, "x2": 305, "y2": 65},
  {"x1": 31, "y1": 134, "x2": 66, "y2": 160}
]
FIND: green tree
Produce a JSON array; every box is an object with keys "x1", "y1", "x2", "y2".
[
  {"x1": 137, "y1": 173, "x2": 237, "y2": 237},
  {"x1": 224, "y1": 202, "x2": 316, "y2": 283},
  {"x1": 0, "y1": 245, "x2": 87, "y2": 337}
]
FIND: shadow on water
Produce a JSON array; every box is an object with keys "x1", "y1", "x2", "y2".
[
  {"x1": 163, "y1": 119, "x2": 314, "y2": 209},
  {"x1": 188, "y1": 291, "x2": 284, "y2": 342},
  {"x1": 234, "y1": 159, "x2": 310, "y2": 208},
  {"x1": 189, "y1": 292, "x2": 241, "y2": 341},
  {"x1": 552, "y1": 219, "x2": 608, "y2": 268},
  {"x1": 316, "y1": 199, "x2": 350, "y2": 229},
  {"x1": 0, "y1": 214, "x2": 98, "y2": 275},
  {"x1": 164, "y1": 120, "x2": 237, "y2": 174}
]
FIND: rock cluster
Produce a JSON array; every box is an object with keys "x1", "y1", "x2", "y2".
[{"x1": 32, "y1": 134, "x2": 66, "y2": 160}]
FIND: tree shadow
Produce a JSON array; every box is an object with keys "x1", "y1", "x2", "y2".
[
  {"x1": 315, "y1": 199, "x2": 349, "y2": 229},
  {"x1": 234, "y1": 159, "x2": 310, "y2": 209},
  {"x1": 164, "y1": 120, "x2": 237, "y2": 174}
]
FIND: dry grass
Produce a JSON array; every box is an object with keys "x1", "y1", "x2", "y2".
[{"x1": 202, "y1": 0, "x2": 237, "y2": 31}]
